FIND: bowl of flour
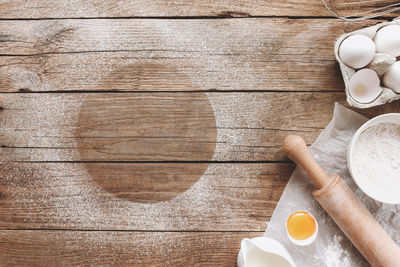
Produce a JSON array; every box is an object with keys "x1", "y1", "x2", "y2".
[{"x1": 348, "y1": 113, "x2": 400, "y2": 204}]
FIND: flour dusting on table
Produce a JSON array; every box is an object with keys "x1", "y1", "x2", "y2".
[{"x1": 325, "y1": 235, "x2": 350, "y2": 267}]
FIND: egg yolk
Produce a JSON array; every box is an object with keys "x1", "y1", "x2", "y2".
[{"x1": 287, "y1": 211, "x2": 316, "y2": 240}]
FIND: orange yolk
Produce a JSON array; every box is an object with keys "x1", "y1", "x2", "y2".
[{"x1": 287, "y1": 211, "x2": 316, "y2": 240}]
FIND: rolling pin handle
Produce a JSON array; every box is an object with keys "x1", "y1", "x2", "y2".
[{"x1": 283, "y1": 135, "x2": 331, "y2": 189}]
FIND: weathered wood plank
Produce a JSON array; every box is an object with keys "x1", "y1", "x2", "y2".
[
  {"x1": 0, "y1": 0, "x2": 330, "y2": 18},
  {"x1": 0, "y1": 230, "x2": 261, "y2": 266},
  {"x1": 0, "y1": 162, "x2": 292, "y2": 230},
  {"x1": 0, "y1": 92, "x2": 351, "y2": 162},
  {"x1": 2, "y1": 92, "x2": 399, "y2": 163},
  {"x1": 0, "y1": 0, "x2": 397, "y2": 18},
  {"x1": 3, "y1": 18, "x2": 356, "y2": 55},
  {"x1": 0, "y1": 19, "x2": 381, "y2": 92}
]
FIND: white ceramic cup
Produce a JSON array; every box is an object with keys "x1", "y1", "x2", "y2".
[
  {"x1": 237, "y1": 237, "x2": 296, "y2": 267},
  {"x1": 348, "y1": 113, "x2": 400, "y2": 204}
]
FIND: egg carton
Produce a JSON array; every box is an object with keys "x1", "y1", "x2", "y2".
[{"x1": 335, "y1": 17, "x2": 400, "y2": 109}]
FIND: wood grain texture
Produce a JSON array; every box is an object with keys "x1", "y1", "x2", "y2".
[
  {"x1": 2, "y1": 92, "x2": 399, "y2": 163},
  {"x1": 1, "y1": 3, "x2": 399, "y2": 265},
  {"x1": 0, "y1": 230, "x2": 261, "y2": 266},
  {"x1": 0, "y1": 0, "x2": 397, "y2": 19},
  {"x1": 0, "y1": 92, "x2": 350, "y2": 162},
  {"x1": 0, "y1": 162, "x2": 292, "y2": 230},
  {"x1": 0, "y1": 0, "x2": 330, "y2": 18},
  {"x1": 0, "y1": 19, "x2": 381, "y2": 92}
]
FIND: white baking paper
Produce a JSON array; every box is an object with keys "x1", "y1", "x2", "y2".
[{"x1": 264, "y1": 103, "x2": 400, "y2": 266}]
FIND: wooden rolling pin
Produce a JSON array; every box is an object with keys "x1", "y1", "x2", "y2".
[{"x1": 283, "y1": 135, "x2": 400, "y2": 267}]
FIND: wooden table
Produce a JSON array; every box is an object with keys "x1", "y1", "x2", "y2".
[{"x1": 0, "y1": 1, "x2": 399, "y2": 266}]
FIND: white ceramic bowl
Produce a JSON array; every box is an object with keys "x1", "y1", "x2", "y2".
[{"x1": 348, "y1": 113, "x2": 400, "y2": 204}]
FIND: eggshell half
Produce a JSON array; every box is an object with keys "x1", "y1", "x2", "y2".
[
  {"x1": 374, "y1": 25, "x2": 400, "y2": 57},
  {"x1": 383, "y1": 62, "x2": 400, "y2": 93},
  {"x1": 339, "y1": 34, "x2": 375, "y2": 69},
  {"x1": 349, "y1": 69, "x2": 382, "y2": 104},
  {"x1": 285, "y1": 211, "x2": 318, "y2": 246}
]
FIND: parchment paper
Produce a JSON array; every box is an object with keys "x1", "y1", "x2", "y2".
[{"x1": 264, "y1": 103, "x2": 400, "y2": 266}]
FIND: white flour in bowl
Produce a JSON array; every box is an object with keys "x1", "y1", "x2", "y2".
[{"x1": 351, "y1": 122, "x2": 400, "y2": 201}]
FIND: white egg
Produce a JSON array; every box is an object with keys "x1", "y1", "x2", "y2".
[
  {"x1": 374, "y1": 25, "x2": 400, "y2": 57},
  {"x1": 339, "y1": 34, "x2": 375, "y2": 69},
  {"x1": 383, "y1": 61, "x2": 400, "y2": 93},
  {"x1": 349, "y1": 69, "x2": 382, "y2": 104}
]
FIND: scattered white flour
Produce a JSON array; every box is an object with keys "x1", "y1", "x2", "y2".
[
  {"x1": 351, "y1": 123, "x2": 400, "y2": 202},
  {"x1": 1, "y1": 17, "x2": 276, "y2": 264},
  {"x1": 325, "y1": 235, "x2": 350, "y2": 267}
]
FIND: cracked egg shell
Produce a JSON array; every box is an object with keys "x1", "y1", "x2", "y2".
[
  {"x1": 286, "y1": 211, "x2": 318, "y2": 246},
  {"x1": 349, "y1": 69, "x2": 382, "y2": 104}
]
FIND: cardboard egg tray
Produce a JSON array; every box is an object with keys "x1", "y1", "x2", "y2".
[{"x1": 335, "y1": 17, "x2": 400, "y2": 109}]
